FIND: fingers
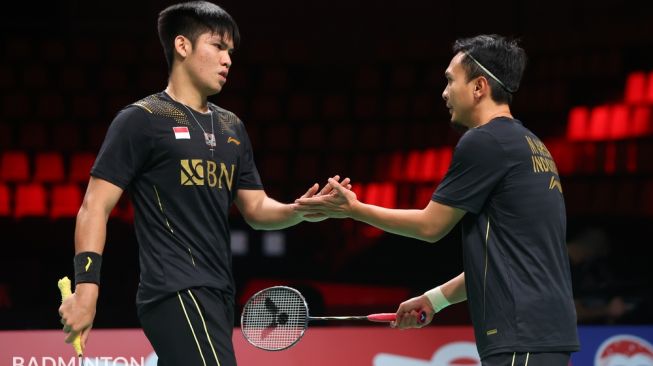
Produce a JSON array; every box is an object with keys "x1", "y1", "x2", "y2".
[
  {"x1": 65, "y1": 329, "x2": 80, "y2": 344},
  {"x1": 302, "y1": 183, "x2": 319, "y2": 198},
  {"x1": 318, "y1": 175, "x2": 340, "y2": 196},
  {"x1": 327, "y1": 177, "x2": 348, "y2": 194},
  {"x1": 81, "y1": 327, "x2": 92, "y2": 350}
]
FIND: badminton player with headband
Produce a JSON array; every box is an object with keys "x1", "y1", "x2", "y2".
[
  {"x1": 295, "y1": 34, "x2": 579, "y2": 366},
  {"x1": 57, "y1": 2, "x2": 350, "y2": 365}
]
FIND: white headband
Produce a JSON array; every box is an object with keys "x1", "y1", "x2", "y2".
[{"x1": 465, "y1": 52, "x2": 516, "y2": 93}]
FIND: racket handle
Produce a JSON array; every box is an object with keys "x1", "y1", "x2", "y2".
[
  {"x1": 366, "y1": 313, "x2": 396, "y2": 322},
  {"x1": 58, "y1": 277, "x2": 83, "y2": 357},
  {"x1": 367, "y1": 311, "x2": 427, "y2": 323}
]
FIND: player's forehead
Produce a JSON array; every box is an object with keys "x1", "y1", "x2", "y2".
[{"x1": 445, "y1": 52, "x2": 467, "y2": 78}]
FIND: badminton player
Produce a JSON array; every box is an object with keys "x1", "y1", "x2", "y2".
[
  {"x1": 295, "y1": 35, "x2": 579, "y2": 366},
  {"x1": 57, "y1": 2, "x2": 349, "y2": 365}
]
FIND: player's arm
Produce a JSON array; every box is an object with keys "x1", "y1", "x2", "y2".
[
  {"x1": 235, "y1": 189, "x2": 306, "y2": 230},
  {"x1": 59, "y1": 176, "x2": 123, "y2": 348},
  {"x1": 295, "y1": 178, "x2": 466, "y2": 242},
  {"x1": 235, "y1": 176, "x2": 351, "y2": 230}
]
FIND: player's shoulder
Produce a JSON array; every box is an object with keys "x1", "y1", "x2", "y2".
[
  {"x1": 127, "y1": 92, "x2": 192, "y2": 126},
  {"x1": 209, "y1": 102, "x2": 244, "y2": 131}
]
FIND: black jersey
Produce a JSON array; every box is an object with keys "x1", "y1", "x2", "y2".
[
  {"x1": 91, "y1": 92, "x2": 263, "y2": 313},
  {"x1": 432, "y1": 117, "x2": 579, "y2": 358}
]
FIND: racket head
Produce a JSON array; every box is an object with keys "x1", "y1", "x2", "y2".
[{"x1": 240, "y1": 286, "x2": 309, "y2": 351}]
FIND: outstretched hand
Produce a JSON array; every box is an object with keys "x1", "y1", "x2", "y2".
[
  {"x1": 294, "y1": 177, "x2": 357, "y2": 219},
  {"x1": 297, "y1": 176, "x2": 352, "y2": 222}
]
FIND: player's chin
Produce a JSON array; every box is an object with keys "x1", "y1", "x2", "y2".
[{"x1": 206, "y1": 82, "x2": 225, "y2": 95}]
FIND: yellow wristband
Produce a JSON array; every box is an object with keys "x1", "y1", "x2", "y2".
[{"x1": 424, "y1": 286, "x2": 451, "y2": 313}]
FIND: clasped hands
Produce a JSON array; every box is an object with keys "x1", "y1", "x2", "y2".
[{"x1": 294, "y1": 175, "x2": 357, "y2": 221}]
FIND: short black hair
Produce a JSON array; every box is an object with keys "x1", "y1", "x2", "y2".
[
  {"x1": 158, "y1": 1, "x2": 240, "y2": 72},
  {"x1": 453, "y1": 34, "x2": 527, "y2": 105}
]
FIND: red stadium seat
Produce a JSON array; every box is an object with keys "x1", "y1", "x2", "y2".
[
  {"x1": 404, "y1": 150, "x2": 421, "y2": 182},
  {"x1": 632, "y1": 107, "x2": 651, "y2": 136},
  {"x1": 625, "y1": 71, "x2": 646, "y2": 104},
  {"x1": 567, "y1": 106, "x2": 589, "y2": 140},
  {"x1": 437, "y1": 148, "x2": 453, "y2": 180},
  {"x1": 0, "y1": 183, "x2": 9, "y2": 216},
  {"x1": 386, "y1": 152, "x2": 403, "y2": 181},
  {"x1": 50, "y1": 184, "x2": 82, "y2": 219},
  {"x1": 1, "y1": 151, "x2": 30, "y2": 182},
  {"x1": 588, "y1": 105, "x2": 610, "y2": 140},
  {"x1": 608, "y1": 104, "x2": 629, "y2": 139},
  {"x1": 646, "y1": 71, "x2": 653, "y2": 104},
  {"x1": 14, "y1": 183, "x2": 47, "y2": 218},
  {"x1": 34, "y1": 152, "x2": 65, "y2": 183},
  {"x1": 420, "y1": 149, "x2": 439, "y2": 182},
  {"x1": 68, "y1": 152, "x2": 95, "y2": 183}
]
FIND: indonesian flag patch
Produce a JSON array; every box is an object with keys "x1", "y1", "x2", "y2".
[{"x1": 173, "y1": 126, "x2": 190, "y2": 139}]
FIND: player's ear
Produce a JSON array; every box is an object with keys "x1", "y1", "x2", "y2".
[
  {"x1": 174, "y1": 35, "x2": 191, "y2": 58},
  {"x1": 473, "y1": 76, "x2": 488, "y2": 99}
]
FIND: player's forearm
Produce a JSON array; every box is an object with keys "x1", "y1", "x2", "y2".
[
  {"x1": 441, "y1": 272, "x2": 467, "y2": 304},
  {"x1": 245, "y1": 197, "x2": 304, "y2": 230},
  {"x1": 74, "y1": 203, "x2": 109, "y2": 255},
  {"x1": 73, "y1": 198, "x2": 112, "y2": 296},
  {"x1": 350, "y1": 203, "x2": 443, "y2": 242}
]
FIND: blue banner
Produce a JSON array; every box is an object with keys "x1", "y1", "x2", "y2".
[{"x1": 573, "y1": 326, "x2": 653, "y2": 365}]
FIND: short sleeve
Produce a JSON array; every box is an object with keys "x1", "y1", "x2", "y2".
[
  {"x1": 235, "y1": 121, "x2": 264, "y2": 190},
  {"x1": 91, "y1": 106, "x2": 153, "y2": 189},
  {"x1": 432, "y1": 129, "x2": 508, "y2": 214}
]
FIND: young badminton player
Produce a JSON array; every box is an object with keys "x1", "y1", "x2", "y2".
[{"x1": 57, "y1": 2, "x2": 349, "y2": 365}]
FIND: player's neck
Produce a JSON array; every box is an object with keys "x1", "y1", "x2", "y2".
[
  {"x1": 471, "y1": 102, "x2": 512, "y2": 128},
  {"x1": 165, "y1": 75, "x2": 209, "y2": 113}
]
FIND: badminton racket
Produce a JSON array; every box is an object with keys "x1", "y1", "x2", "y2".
[{"x1": 240, "y1": 285, "x2": 425, "y2": 351}]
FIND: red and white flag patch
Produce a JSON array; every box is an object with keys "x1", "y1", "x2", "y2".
[{"x1": 173, "y1": 126, "x2": 190, "y2": 139}]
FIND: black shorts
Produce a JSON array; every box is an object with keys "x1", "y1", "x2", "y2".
[
  {"x1": 139, "y1": 287, "x2": 236, "y2": 366},
  {"x1": 482, "y1": 352, "x2": 570, "y2": 366}
]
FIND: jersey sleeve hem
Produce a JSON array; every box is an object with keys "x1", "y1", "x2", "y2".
[
  {"x1": 90, "y1": 170, "x2": 130, "y2": 190},
  {"x1": 432, "y1": 194, "x2": 479, "y2": 214}
]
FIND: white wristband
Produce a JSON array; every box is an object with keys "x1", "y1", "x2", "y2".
[{"x1": 424, "y1": 286, "x2": 451, "y2": 313}]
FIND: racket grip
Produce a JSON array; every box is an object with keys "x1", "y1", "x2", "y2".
[
  {"x1": 58, "y1": 277, "x2": 83, "y2": 357},
  {"x1": 368, "y1": 311, "x2": 427, "y2": 323},
  {"x1": 366, "y1": 313, "x2": 397, "y2": 322}
]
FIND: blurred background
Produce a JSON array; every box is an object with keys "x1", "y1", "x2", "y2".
[{"x1": 1, "y1": 0, "x2": 652, "y2": 331}]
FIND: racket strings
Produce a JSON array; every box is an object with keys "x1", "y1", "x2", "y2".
[{"x1": 241, "y1": 287, "x2": 308, "y2": 350}]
